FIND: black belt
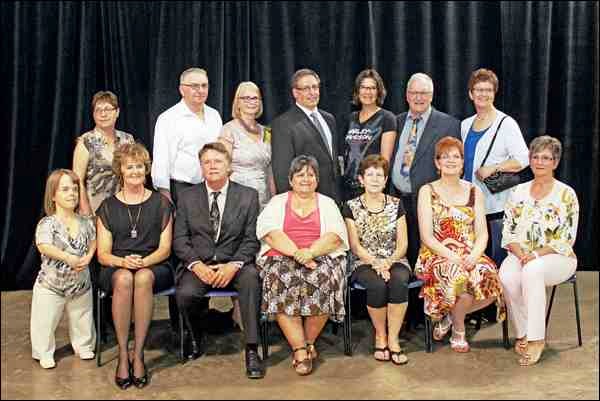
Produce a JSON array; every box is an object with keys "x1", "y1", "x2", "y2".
[{"x1": 486, "y1": 211, "x2": 505, "y2": 221}]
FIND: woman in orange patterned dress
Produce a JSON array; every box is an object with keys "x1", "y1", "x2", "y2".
[{"x1": 415, "y1": 136, "x2": 505, "y2": 352}]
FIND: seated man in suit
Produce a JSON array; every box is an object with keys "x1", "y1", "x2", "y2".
[
  {"x1": 174, "y1": 142, "x2": 264, "y2": 379},
  {"x1": 271, "y1": 68, "x2": 341, "y2": 203}
]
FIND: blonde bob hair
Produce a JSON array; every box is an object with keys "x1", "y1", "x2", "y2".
[
  {"x1": 231, "y1": 81, "x2": 263, "y2": 119},
  {"x1": 43, "y1": 169, "x2": 80, "y2": 215},
  {"x1": 112, "y1": 142, "x2": 152, "y2": 182}
]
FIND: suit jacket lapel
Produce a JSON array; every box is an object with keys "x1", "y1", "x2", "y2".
[
  {"x1": 218, "y1": 181, "x2": 239, "y2": 242},
  {"x1": 414, "y1": 108, "x2": 439, "y2": 163},
  {"x1": 294, "y1": 105, "x2": 334, "y2": 161}
]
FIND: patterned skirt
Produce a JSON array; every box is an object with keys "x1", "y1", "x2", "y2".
[
  {"x1": 415, "y1": 250, "x2": 506, "y2": 322},
  {"x1": 257, "y1": 255, "x2": 346, "y2": 322}
]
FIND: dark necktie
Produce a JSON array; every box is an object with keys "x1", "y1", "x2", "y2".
[
  {"x1": 209, "y1": 191, "x2": 221, "y2": 241},
  {"x1": 311, "y1": 112, "x2": 332, "y2": 156},
  {"x1": 400, "y1": 117, "x2": 421, "y2": 177}
]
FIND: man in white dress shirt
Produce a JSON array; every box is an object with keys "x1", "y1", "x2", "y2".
[{"x1": 151, "y1": 67, "x2": 223, "y2": 205}]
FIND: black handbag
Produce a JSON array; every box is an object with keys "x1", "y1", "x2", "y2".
[{"x1": 479, "y1": 116, "x2": 530, "y2": 194}]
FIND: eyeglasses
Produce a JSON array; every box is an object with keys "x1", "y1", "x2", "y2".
[
  {"x1": 531, "y1": 155, "x2": 555, "y2": 163},
  {"x1": 407, "y1": 90, "x2": 432, "y2": 97},
  {"x1": 472, "y1": 88, "x2": 495, "y2": 94},
  {"x1": 359, "y1": 85, "x2": 378, "y2": 92},
  {"x1": 94, "y1": 106, "x2": 117, "y2": 114},
  {"x1": 181, "y1": 83, "x2": 209, "y2": 91},
  {"x1": 295, "y1": 85, "x2": 320, "y2": 93},
  {"x1": 238, "y1": 96, "x2": 261, "y2": 103},
  {"x1": 438, "y1": 154, "x2": 463, "y2": 161}
]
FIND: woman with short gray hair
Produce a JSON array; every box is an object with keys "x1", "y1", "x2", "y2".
[
  {"x1": 499, "y1": 135, "x2": 579, "y2": 366},
  {"x1": 256, "y1": 155, "x2": 349, "y2": 376}
]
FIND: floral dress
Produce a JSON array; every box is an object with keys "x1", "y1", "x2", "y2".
[
  {"x1": 414, "y1": 184, "x2": 506, "y2": 321},
  {"x1": 78, "y1": 129, "x2": 134, "y2": 213}
]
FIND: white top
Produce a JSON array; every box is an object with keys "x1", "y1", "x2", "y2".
[
  {"x1": 256, "y1": 192, "x2": 349, "y2": 259},
  {"x1": 296, "y1": 102, "x2": 333, "y2": 156},
  {"x1": 151, "y1": 100, "x2": 223, "y2": 190},
  {"x1": 501, "y1": 179, "x2": 579, "y2": 258},
  {"x1": 461, "y1": 110, "x2": 529, "y2": 214}
]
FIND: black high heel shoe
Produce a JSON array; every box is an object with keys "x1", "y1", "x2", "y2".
[
  {"x1": 114, "y1": 360, "x2": 132, "y2": 390},
  {"x1": 132, "y1": 358, "x2": 149, "y2": 389}
]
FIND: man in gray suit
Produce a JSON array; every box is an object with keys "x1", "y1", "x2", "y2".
[
  {"x1": 271, "y1": 68, "x2": 340, "y2": 203},
  {"x1": 390, "y1": 73, "x2": 461, "y2": 266}
]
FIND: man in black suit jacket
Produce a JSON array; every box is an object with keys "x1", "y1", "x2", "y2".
[
  {"x1": 271, "y1": 68, "x2": 340, "y2": 202},
  {"x1": 174, "y1": 142, "x2": 264, "y2": 379}
]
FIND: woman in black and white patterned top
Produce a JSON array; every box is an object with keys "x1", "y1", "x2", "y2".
[
  {"x1": 32, "y1": 169, "x2": 97, "y2": 369},
  {"x1": 342, "y1": 154, "x2": 411, "y2": 365}
]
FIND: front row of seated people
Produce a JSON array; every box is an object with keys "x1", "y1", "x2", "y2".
[{"x1": 31, "y1": 135, "x2": 579, "y2": 384}]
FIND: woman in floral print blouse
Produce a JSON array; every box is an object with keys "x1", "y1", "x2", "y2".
[{"x1": 499, "y1": 135, "x2": 579, "y2": 366}]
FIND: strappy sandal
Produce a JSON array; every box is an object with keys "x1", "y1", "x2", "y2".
[
  {"x1": 306, "y1": 342, "x2": 319, "y2": 360},
  {"x1": 389, "y1": 348, "x2": 408, "y2": 365},
  {"x1": 292, "y1": 347, "x2": 312, "y2": 376},
  {"x1": 514, "y1": 337, "x2": 528, "y2": 356},
  {"x1": 373, "y1": 346, "x2": 390, "y2": 362},
  {"x1": 449, "y1": 329, "x2": 470, "y2": 353},
  {"x1": 433, "y1": 314, "x2": 453, "y2": 341},
  {"x1": 519, "y1": 342, "x2": 544, "y2": 366}
]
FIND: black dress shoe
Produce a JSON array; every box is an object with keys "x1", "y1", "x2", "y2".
[
  {"x1": 186, "y1": 340, "x2": 202, "y2": 360},
  {"x1": 245, "y1": 349, "x2": 265, "y2": 379},
  {"x1": 132, "y1": 360, "x2": 149, "y2": 389},
  {"x1": 114, "y1": 362, "x2": 132, "y2": 390}
]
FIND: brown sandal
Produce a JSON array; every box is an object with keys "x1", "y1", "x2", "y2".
[
  {"x1": 306, "y1": 342, "x2": 319, "y2": 360},
  {"x1": 514, "y1": 337, "x2": 528, "y2": 356},
  {"x1": 519, "y1": 342, "x2": 544, "y2": 366},
  {"x1": 292, "y1": 347, "x2": 312, "y2": 376}
]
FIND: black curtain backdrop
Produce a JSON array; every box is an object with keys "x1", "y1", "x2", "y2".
[{"x1": 1, "y1": 1, "x2": 598, "y2": 290}]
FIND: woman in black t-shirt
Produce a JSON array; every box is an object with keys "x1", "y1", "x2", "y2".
[
  {"x1": 341, "y1": 69, "x2": 397, "y2": 201},
  {"x1": 97, "y1": 143, "x2": 173, "y2": 390}
]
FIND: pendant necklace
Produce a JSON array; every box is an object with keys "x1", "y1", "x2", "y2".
[{"x1": 124, "y1": 189, "x2": 143, "y2": 239}]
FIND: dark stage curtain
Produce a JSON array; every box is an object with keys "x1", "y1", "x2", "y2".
[{"x1": 1, "y1": 1, "x2": 598, "y2": 290}]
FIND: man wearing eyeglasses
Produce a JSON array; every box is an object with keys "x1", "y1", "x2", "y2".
[
  {"x1": 271, "y1": 68, "x2": 340, "y2": 203},
  {"x1": 389, "y1": 73, "x2": 461, "y2": 327},
  {"x1": 151, "y1": 67, "x2": 223, "y2": 205}
]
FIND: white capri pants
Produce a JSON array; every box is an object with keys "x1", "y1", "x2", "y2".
[
  {"x1": 499, "y1": 253, "x2": 576, "y2": 341},
  {"x1": 30, "y1": 282, "x2": 96, "y2": 361}
]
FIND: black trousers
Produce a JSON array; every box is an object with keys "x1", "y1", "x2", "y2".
[
  {"x1": 352, "y1": 263, "x2": 411, "y2": 308},
  {"x1": 176, "y1": 265, "x2": 261, "y2": 345}
]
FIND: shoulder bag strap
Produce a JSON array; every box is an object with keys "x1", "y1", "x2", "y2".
[{"x1": 480, "y1": 116, "x2": 508, "y2": 168}]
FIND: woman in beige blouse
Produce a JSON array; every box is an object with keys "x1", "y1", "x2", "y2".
[{"x1": 499, "y1": 136, "x2": 579, "y2": 366}]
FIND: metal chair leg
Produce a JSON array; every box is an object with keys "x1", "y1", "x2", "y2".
[
  {"x1": 424, "y1": 315, "x2": 433, "y2": 353},
  {"x1": 545, "y1": 285, "x2": 557, "y2": 328},
  {"x1": 344, "y1": 285, "x2": 352, "y2": 356},
  {"x1": 502, "y1": 319, "x2": 510, "y2": 349},
  {"x1": 178, "y1": 311, "x2": 185, "y2": 363},
  {"x1": 96, "y1": 289, "x2": 103, "y2": 367},
  {"x1": 572, "y1": 280, "x2": 582, "y2": 346}
]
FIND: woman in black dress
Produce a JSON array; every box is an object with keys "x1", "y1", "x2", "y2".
[
  {"x1": 97, "y1": 143, "x2": 173, "y2": 389},
  {"x1": 341, "y1": 68, "x2": 397, "y2": 201}
]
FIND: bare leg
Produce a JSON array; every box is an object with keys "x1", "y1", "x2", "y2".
[
  {"x1": 387, "y1": 303, "x2": 408, "y2": 353},
  {"x1": 367, "y1": 306, "x2": 389, "y2": 360},
  {"x1": 467, "y1": 297, "x2": 496, "y2": 314},
  {"x1": 450, "y1": 294, "x2": 474, "y2": 333},
  {"x1": 276, "y1": 314, "x2": 308, "y2": 361},
  {"x1": 132, "y1": 269, "x2": 154, "y2": 378},
  {"x1": 111, "y1": 270, "x2": 134, "y2": 379}
]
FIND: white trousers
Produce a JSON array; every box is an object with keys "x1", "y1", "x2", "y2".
[
  {"x1": 30, "y1": 282, "x2": 96, "y2": 360},
  {"x1": 499, "y1": 253, "x2": 576, "y2": 341}
]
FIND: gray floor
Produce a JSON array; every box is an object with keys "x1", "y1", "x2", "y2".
[{"x1": 2, "y1": 271, "x2": 598, "y2": 400}]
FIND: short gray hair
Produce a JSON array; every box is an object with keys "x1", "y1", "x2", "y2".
[
  {"x1": 180, "y1": 67, "x2": 208, "y2": 84},
  {"x1": 406, "y1": 72, "x2": 434, "y2": 94},
  {"x1": 288, "y1": 155, "x2": 320, "y2": 183},
  {"x1": 530, "y1": 135, "x2": 562, "y2": 164}
]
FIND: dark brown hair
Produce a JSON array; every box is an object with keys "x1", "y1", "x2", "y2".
[
  {"x1": 43, "y1": 169, "x2": 80, "y2": 215},
  {"x1": 358, "y1": 154, "x2": 390, "y2": 177},
  {"x1": 352, "y1": 69, "x2": 387, "y2": 106}
]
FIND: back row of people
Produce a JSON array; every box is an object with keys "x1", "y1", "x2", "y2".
[{"x1": 31, "y1": 66, "x2": 579, "y2": 386}]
